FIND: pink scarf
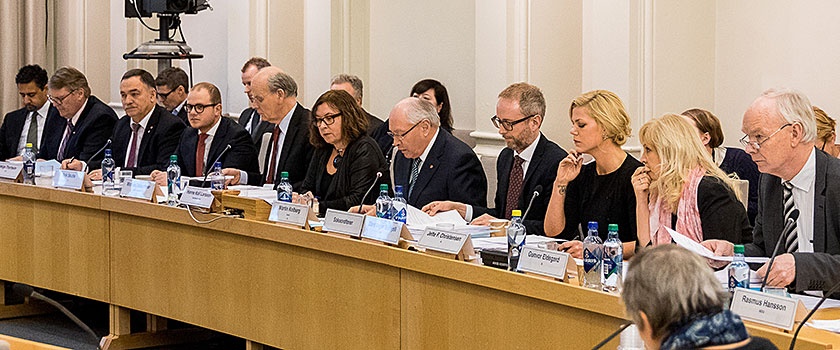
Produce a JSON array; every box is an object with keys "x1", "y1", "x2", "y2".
[{"x1": 649, "y1": 166, "x2": 705, "y2": 245}]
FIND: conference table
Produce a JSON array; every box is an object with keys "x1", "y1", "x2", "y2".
[{"x1": 0, "y1": 180, "x2": 838, "y2": 349}]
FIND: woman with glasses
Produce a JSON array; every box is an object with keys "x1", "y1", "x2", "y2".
[
  {"x1": 299, "y1": 89, "x2": 387, "y2": 213},
  {"x1": 544, "y1": 90, "x2": 642, "y2": 258}
]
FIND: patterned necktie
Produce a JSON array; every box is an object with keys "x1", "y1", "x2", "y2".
[
  {"x1": 504, "y1": 155, "x2": 525, "y2": 219},
  {"x1": 26, "y1": 111, "x2": 39, "y2": 155},
  {"x1": 126, "y1": 123, "x2": 141, "y2": 168},
  {"x1": 196, "y1": 133, "x2": 209, "y2": 176},
  {"x1": 266, "y1": 125, "x2": 281, "y2": 184},
  {"x1": 408, "y1": 158, "x2": 421, "y2": 198},
  {"x1": 57, "y1": 119, "x2": 73, "y2": 160},
  {"x1": 783, "y1": 181, "x2": 799, "y2": 253}
]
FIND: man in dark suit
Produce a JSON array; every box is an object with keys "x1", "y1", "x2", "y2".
[
  {"x1": 154, "y1": 67, "x2": 190, "y2": 125},
  {"x1": 151, "y1": 82, "x2": 259, "y2": 186},
  {"x1": 250, "y1": 67, "x2": 313, "y2": 190},
  {"x1": 703, "y1": 88, "x2": 840, "y2": 298},
  {"x1": 41, "y1": 66, "x2": 116, "y2": 166},
  {"x1": 238, "y1": 57, "x2": 273, "y2": 148},
  {"x1": 330, "y1": 74, "x2": 383, "y2": 136},
  {"x1": 423, "y1": 83, "x2": 567, "y2": 235},
  {"x1": 0, "y1": 65, "x2": 64, "y2": 160}
]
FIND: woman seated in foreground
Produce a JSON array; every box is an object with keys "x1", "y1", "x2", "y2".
[
  {"x1": 632, "y1": 114, "x2": 752, "y2": 248},
  {"x1": 623, "y1": 245, "x2": 777, "y2": 349}
]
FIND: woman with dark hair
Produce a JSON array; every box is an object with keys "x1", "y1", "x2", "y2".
[
  {"x1": 299, "y1": 89, "x2": 387, "y2": 213},
  {"x1": 410, "y1": 79, "x2": 453, "y2": 132}
]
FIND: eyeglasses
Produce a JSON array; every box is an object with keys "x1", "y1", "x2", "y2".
[
  {"x1": 156, "y1": 88, "x2": 174, "y2": 100},
  {"x1": 491, "y1": 114, "x2": 537, "y2": 131},
  {"x1": 184, "y1": 103, "x2": 218, "y2": 114},
  {"x1": 739, "y1": 123, "x2": 792, "y2": 151},
  {"x1": 387, "y1": 120, "x2": 424, "y2": 140},
  {"x1": 313, "y1": 113, "x2": 342, "y2": 127},
  {"x1": 47, "y1": 89, "x2": 79, "y2": 105}
]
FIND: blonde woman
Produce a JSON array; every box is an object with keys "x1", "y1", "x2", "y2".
[
  {"x1": 545, "y1": 90, "x2": 641, "y2": 258},
  {"x1": 813, "y1": 106, "x2": 839, "y2": 158},
  {"x1": 632, "y1": 114, "x2": 752, "y2": 248}
]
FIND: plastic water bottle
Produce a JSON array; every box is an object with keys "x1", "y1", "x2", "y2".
[
  {"x1": 728, "y1": 244, "x2": 749, "y2": 292},
  {"x1": 603, "y1": 224, "x2": 623, "y2": 293},
  {"x1": 209, "y1": 161, "x2": 225, "y2": 190},
  {"x1": 101, "y1": 149, "x2": 117, "y2": 196},
  {"x1": 22, "y1": 143, "x2": 36, "y2": 185},
  {"x1": 392, "y1": 185, "x2": 407, "y2": 223},
  {"x1": 276, "y1": 171, "x2": 293, "y2": 202},
  {"x1": 507, "y1": 210, "x2": 526, "y2": 271},
  {"x1": 375, "y1": 184, "x2": 392, "y2": 219},
  {"x1": 582, "y1": 221, "x2": 603, "y2": 290},
  {"x1": 166, "y1": 155, "x2": 181, "y2": 205}
]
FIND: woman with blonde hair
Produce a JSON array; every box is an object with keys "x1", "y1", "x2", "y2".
[
  {"x1": 813, "y1": 106, "x2": 839, "y2": 157},
  {"x1": 632, "y1": 114, "x2": 751, "y2": 247}
]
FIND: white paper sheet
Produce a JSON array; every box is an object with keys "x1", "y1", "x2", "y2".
[
  {"x1": 806, "y1": 319, "x2": 840, "y2": 333},
  {"x1": 666, "y1": 227, "x2": 769, "y2": 264},
  {"x1": 406, "y1": 204, "x2": 466, "y2": 227},
  {"x1": 791, "y1": 293, "x2": 840, "y2": 310},
  {"x1": 472, "y1": 235, "x2": 564, "y2": 251}
]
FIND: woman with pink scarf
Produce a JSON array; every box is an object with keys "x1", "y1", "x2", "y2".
[{"x1": 632, "y1": 114, "x2": 752, "y2": 248}]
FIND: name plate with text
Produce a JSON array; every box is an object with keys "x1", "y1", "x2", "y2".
[
  {"x1": 730, "y1": 287, "x2": 803, "y2": 331},
  {"x1": 52, "y1": 169, "x2": 84, "y2": 190},
  {"x1": 323, "y1": 209, "x2": 366, "y2": 237},
  {"x1": 418, "y1": 228, "x2": 468, "y2": 255},
  {"x1": 0, "y1": 162, "x2": 23, "y2": 180},
  {"x1": 35, "y1": 160, "x2": 61, "y2": 175},
  {"x1": 120, "y1": 178, "x2": 156, "y2": 200},
  {"x1": 179, "y1": 186, "x2": 214, "y2": 209},
  {"x1": 518, "y1": 246, "x2": 573, "y2": 280},
  {"x1": 268, "y1": 201, "x2": 310, "y2": 227},
  {"x1": 361, "y1": 216, "x2": 403, "y2": 244}
]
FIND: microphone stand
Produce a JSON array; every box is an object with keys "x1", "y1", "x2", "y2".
[{"x1": 521, "y1": 185, "x2": 542, "y2": 221}]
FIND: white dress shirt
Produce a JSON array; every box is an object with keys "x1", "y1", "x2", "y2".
[
  {"x1": 787, "y1": 148, "x2": 816, "y2": 253},
  {"x1": 124, "y1": 108, "x2": 154, "y2": 168},
  {"x1": 16, "y1": 101, "x2": 50, "y2": 155}
]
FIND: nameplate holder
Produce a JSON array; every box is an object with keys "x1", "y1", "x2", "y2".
[
  {"x1": 179, "y1": 186, "x2": 215, "y2": 209},
  {"x1": 518, "y1": 246, "x2": 575, "y2": 281},
  {"x1": 730, "y1": 287, "x2": 807, "y2": 331},
  {"x1": 323, "y1": 209, "x2": 366, "y2": 237},
  {"x1": 52, "y1": 169, "x2": 85, "y2": 190},
  {"x1": 418, "y1": 228, "x2": 475, "y2": 261},
  {"x1": 35, "y1": 160, "x2": 60, "y2": 175},
  {"x1": 0, "y1": 162, "x2": 23, "y2": 182},
  {"x1": 268, "y1": 201, "x2": 311, "y2": 228},
  {"x1": 361, "y1": 216, "x2": 404, "y2": 244},
  {"x1": 120, "y1": 178, "x2": 156, "y2": 201}
]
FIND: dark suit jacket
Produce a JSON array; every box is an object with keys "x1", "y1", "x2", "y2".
[
  {"x1": 393, "y1": 129, "x2": 487, "y2": 209},
  {"x1": 0, "y1": 104, "x2": 64, "y2": 159},
  {"x1": 474, "y1": 134, "x2": 567, "y2": 235},
  {"x1": 175, "y1": 107, "x2": 188, "y2": 125},
  {"x1": 39, "y1": 95, "x2": 117, "y2": 163},
  {"x1": 261, "y1": 103, "x2": 314, "y2": 190},
  {"x1": 108, "y1": 105, "x2": 185, "y2": 174},
  {"x1": 371, "y1": 118, "x2": 393, "y2": 158},
  {"x1": 176, "y1": 116, "x2": 260, "y2": 182},
  {"x1": 365, "y1": 110, "x2": 383, "y2": 137},
  {"x1": 238, "y1": 107, "x2": 272, "y2": 148},
  {"x1": 745, "y1": 149, "x2": 840, "y2": 296},
  {"x1": 301, "y1": 136, "x2": 387, "y2": 212}
]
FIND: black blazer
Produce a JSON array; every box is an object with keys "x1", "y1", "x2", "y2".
[
  {"x1": 176, "y1": 116, "x2": 260, "y2": 181},
  {"x1": 393, "y1": 129, "x2": 487, "y2": 209},
  {"x1": 261, "y1": 103, "x2": 314, "y2": 190},
  {"x1": 39, "y1": 95, "x2": 117, "y2": 163},
  {"x1": 238, "y1": 107, "x2": 272, "y2": 148},
  {"x1": 475, "y1": 134, "x2": 567, "y2": 235},
  {"x1": 108, "y1": 105, "x2": 185, "y2": 174},
  {"x1": 364, "y1": 110, "x2": 383, "y2": 137},
  {"x1": 745, "y1": 149, "x2": 840, "y2": 296},
  {"x1": 175, "y1": 107, "x2": 188, "y2": 125},
  {"x1": 0, "y1": 104, "x2": 64, "y2": 159},
  {"x1": 301, "y1": 136, "x2": 387, "y2": 212},
  {"x1": 371, "y1": 118, "x2": 394, "y2": 158}
]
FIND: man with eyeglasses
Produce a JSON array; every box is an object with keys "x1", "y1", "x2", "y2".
[
  {"x1": 422, "y1": 83, "x2": 567, "y2": 235},
  {"x1": 40, "y1": 66, "x2": 117, "y2": 164},
  {"x1": 150, "y1": 82, "x2": 260, "y2": 186},
  {"x1": 0, "y1": 65, "x2": 64, "y2": 160},
  {"x1": 703, "y1": 88, "x2": 840, "y2": 298},
  {"x1": 154, "y1": 67, "x2": 190, "y2": 125}
]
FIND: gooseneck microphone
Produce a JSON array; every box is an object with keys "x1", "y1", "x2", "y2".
[
  {"x1": 591, "y1": 321, "x2": 633, "y2": 349},
  {"x1": 789, "y1": 279, "x2": 840, "y2": 350},
  {"x1": 83, "y1": 139, "x2": 112, "y2": 174},
  {"x1": 201, "y1": 144, "x2": 232, "y2": 186},
  {"x1": 521, "y1": 185, "x2": 542, "y2": 221},
  {"x1": 12, "y1": 284, "x2": 103, "y2": 350},
  {"x1": 760, "y1": 209, "x2": 799, "y2": 291},
  {"x1": 356, "y1": 171, "x2": 383, "y2": 213}
]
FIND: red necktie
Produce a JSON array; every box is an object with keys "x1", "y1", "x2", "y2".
[
  {"x1": 196, "y1": 133, "x2": 208, "y2": 176},
  {"x1": 126, "y1": 123, "x2": 141, "y2": 168},
  {"x1": 266, "y1": 125, "x2": 281, "y2": 184},
  {"x1": 505, "y1": 155, "x2": 525, "y2": 219}
]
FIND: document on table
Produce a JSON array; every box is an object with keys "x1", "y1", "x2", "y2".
[
  {"x1": 472, "y1": 235, "x2": 564, "y2": 251},
  {"x1": 806, "y1": 319, "x2": 840, "y2": 333},
  {"x1": 406, "y1": 204, "x2": 466, "y2": 227},
  {"x1": 666, "y1": 227, "x2": 769, "y2": 264},
  {"x1": 791, "y1": 293, "x2": 840, "y2": 310},
  {"x1": 231, "y1": 184, "x2": 277, "y2": 204}
]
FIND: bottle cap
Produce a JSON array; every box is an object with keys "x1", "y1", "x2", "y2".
[
  {"x1": 25, "y1": 143, "x2": 33, "y2": 148},
  {"x1": 394, "y1": 185, "x2": 403, "y2": 193},
  {"x1": 608, "y1": 224, "x2": 618, "y2": 231},
  {"x1": 170, "y1": 155, "x2": 177, "y2": 161},
  {"x1": 214, "y1": 161, "x2": 222, "y2": 168},
  {"x1": 379, "y1": 184, "x2": 388, "y2": 190},
  {"x1": 588, "y1": 221, "x2": 598, "y2": 231},
  {"x1": 281, "y1": 171, "x2": 289, "y2": 178},
  {"x1": 104, "y1": 149, "x2": 111, "y2": 155},
  {"x1": 734, "y1": 244, "x2": 744, "y2": 254},
  {"x1": 511, "y1": 209, "x2": 521, "y2": 217}
]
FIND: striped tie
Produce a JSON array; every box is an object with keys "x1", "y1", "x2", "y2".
[
  {"x1": 408, "y1": 158, "x2": 421, "y2": 198},
  {"x1": 783, "y1": 181, "x2": 799, "y2": 253}
]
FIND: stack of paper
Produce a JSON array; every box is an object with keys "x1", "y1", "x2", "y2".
[
  {"x1": 666, "y1": 227, "x2": 769, "y2": 263},
  {"x1": 406, "y1": 204, "x2": 466, "y2": 227},
  {"x1": 472, "y1": 235, "x2": 564, "y2": 251},
  {"x1": 231, "y1": 184, "x2": 278, "y2": 204}
]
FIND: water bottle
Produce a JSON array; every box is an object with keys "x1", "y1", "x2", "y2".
[
  {"x1": 375, "y1": 184, "x2": 392, "y2": 219},
  {"x1": 392, "y1": 185, "x2": 407, "y2": 223},
  {"x1": 22, "y1": 143, "x2": 36, "y2": 185},
  {"x1": 728, "y1": 244, "x2": 749, "y2": 292},
  {"x1": 507, "y1": 210, "x2": 526, "y2": 271},
  {"x1": 582, "y1": 221, "x2": 603, "y2": 290},
  {"x1": 276, "y1": 171, "x2": 293, "y2": 202},
  {"x1": 209, "y1": 161, "x2": 225, "y2": 190},
  {"x1": 101, "y1": 149, "x2": 117, "y2": 196},
  {"x1": 166, "y1": 155, "x2": 181, "y2": 205},
  {"x1": 603, "y1": 224, "x2": 623, "y2": 293}
]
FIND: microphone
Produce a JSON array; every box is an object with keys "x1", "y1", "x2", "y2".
[
  {"x1": 199, "y1": 144, "x2": 231, "y2": 187},
  {"x1": 83, "y1": 139, "x2": 112, "y2": 174},
  {"x1": 591, "y1": 321, "x2": 633, "y2": 349},
  {"x1": 356, "y1": 171, "x2": 383, "y2": 213},
  {"x1": 12, "y1": 284, "x2": 104, "y2": 350},
  {"x1": 521, "y1": 185, "x2": 542, "y2": 221},
  {"x1": 760, "y1": 209, "x2": 799, "y2": 291},
  {"x1": 789, "y1": 279, "x2": 840, "y2": 350}
]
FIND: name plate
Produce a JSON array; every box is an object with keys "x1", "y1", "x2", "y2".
[
  {"x1": 52, "y1": 169, "x2": 85, "y2": 190},
  {"x1": 35, "y1": 160, "x2": 60, "y2": 175},
  {"x1": 120, "y1": 178, "x2": 156, "y2": 200},
  {"x1": 361, "y1": 215, "x2": 403, "y2": 244},
  {"x1": 323, "y1": 209, "x2": 366, "y2": 237},
  {"x1": 268, "y1": 201, "x2": 310, "y2": 227},
  {"x1": 418, "y1": 228, "x2": 468, "y2": 255},
  {"x1": 518, "y1": 246, "x2": 573, "y2": 280},
  {"x1": 730, "y1": 287, "x2": 801, "y2": 331},
  {"x1": 179, "y1": 186, "x2": 214, "y2": 209},
  {"x1": 0, "y1": 162, "x2": 23, "y2": 180}
]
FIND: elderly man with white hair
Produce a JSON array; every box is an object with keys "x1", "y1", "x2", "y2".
[{"x1": 703, "y1": 88, "x2": 840, "y2": 298}]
